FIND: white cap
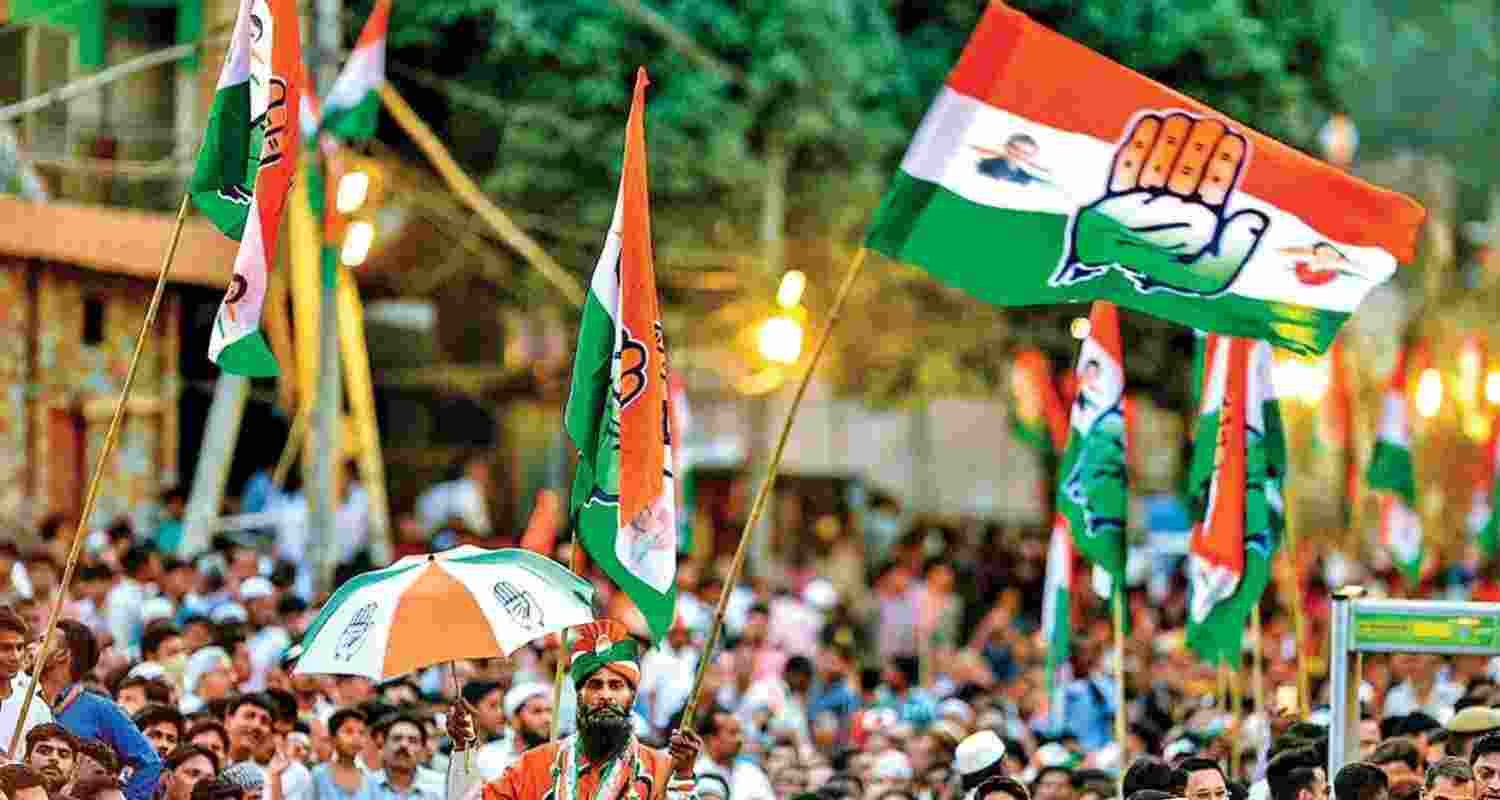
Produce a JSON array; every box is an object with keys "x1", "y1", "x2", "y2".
[
  {"x1": 871, "y1": 750, "x2": 913, "y2": 782},
  {"x1": 141, "y1": 596, "x2": 176, "y2": 624},
  {"x1": 938, "y1": 698, "x2": 975, "y2": 725},
  {"x1": 955, "y1": 730, "x2": 1006, "y2": 777},
  {"x1": 240, "y1": 576, "x2": 276, "y2": 601},
  {"x1": 504, "y1": 682, "x2": 551, "y2": 719},
  {"x1": 803, "y1": 579, "x2": 839, "y2": 611},
  {"x1": 211, "y1": 603, "x2": 249, "y2": 624}
]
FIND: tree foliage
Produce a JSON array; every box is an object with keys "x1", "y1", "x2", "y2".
[{"x1": 366, "y1": 0, "x2": 1374, "y2": 408}]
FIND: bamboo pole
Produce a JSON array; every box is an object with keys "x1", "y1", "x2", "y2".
[
  {"x1": 378, "y1": 83, "x2": 585, "y2": 310},
  {"x1": 6, "y1": 194, "x2": 190, "y2": 758},
  {"x1": 673, "y1": 247, "x2": 869, "y2": 736},
  {"x1": 272, "y1": 406, "x2": 309, "y2": 489},
  {"x1": 1113, "y1": 590, "x2": 1128, "y2": 798},
  {"x1": 336, "y1": 273, "x2": 393, "y2": 565},
  {"x1": 550, "y1": 538, "x2": 584, "y2": 740}
]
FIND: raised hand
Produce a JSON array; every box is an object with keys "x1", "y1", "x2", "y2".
[
  {"x1": 447, "y1": 700, "x2": 478, "y2": 751},
  {"x1": 1054, "y1": 111, "x2": 1270, "y2": 297}
]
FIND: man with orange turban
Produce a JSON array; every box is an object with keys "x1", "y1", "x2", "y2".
[{"x1": 446, "y1": 620, "x2": 702, "y2": 800}]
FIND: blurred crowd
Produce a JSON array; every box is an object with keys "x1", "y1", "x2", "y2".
[{"x1": 5, "y1": 463, "x2": 1500, "y2": 800}]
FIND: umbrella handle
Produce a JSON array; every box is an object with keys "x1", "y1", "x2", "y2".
[{"x1": 450, "y1": 661, "x2": 472, "y2": 775}]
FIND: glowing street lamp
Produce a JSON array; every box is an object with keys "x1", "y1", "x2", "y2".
[
  {"x1": 776, "y1": 270, "x2": 806, "y2": 309},
  {"x1": 1070, "y1": 317, "x2": 1091, "y2": 340},
  {"x1": 1488, "y1": 371, "x2": 1500, "y2": 406},
  {"x1": 341, "y1": 221, "x2": 376, "y2": 267},
  {"x1": 336, "y1": 170, "x2": 371, "y2": 214},
  {"x1": 758, "y1": 315, "x2": 804, "y2": 365},
  {"x1": 1416, "y1": 368, "x2": 1443, "y2": 419}
]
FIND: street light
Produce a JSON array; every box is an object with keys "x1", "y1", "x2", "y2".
[
  {"x1": 776, "y1": 270, "x2": 806, "y2": 309},
  {"x1": 336, "y1": 170, "x2": 371, "y2": 214},
  {"x1": 1070, "y1": 317, "x2": 1091, "y2": 340},
  {"x1": 758, "y1": 315, "x2": 803, "y2": 364},
  {"x1": 341, "y1": 221, "x2": 376, "y2": 267},
  {"x1": 1488, "y1": 371, "x2": 1500, "y2": 405},
  {"x1": 1416, "y1": 368, "x2": 1443, "y2": 419}
]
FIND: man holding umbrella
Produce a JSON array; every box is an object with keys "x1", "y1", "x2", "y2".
[{"x1": 445, "y1": 620, "x2": 702, "y2": 800}]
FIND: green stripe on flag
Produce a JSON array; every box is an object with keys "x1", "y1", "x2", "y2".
[
  {"x1": 1368, "y1": 441, "x2": 1417, "y2": 506},
  {"x1": 866, "y1": 174, "x2": 1348, "y2": 355},
  {"x1": 190, "y1": 81, "x2": 258, "y2": 240},
  {"x1": 323, "y1": 93, "x2": 382, "y2": 142}
]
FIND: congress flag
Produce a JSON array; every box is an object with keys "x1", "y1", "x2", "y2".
[
  {"x1": 191, "y1": 0, "x2": 300, "y2": 376},
  {"x1": 865, "y1": 2, "x2": 1424, "y2": 355},
  {"x1": 565, "y1": 69, "x2": 678, "y2": 641},
  {"x1": 1056, "y1": 301, "x2": 1127, "y2": 591}
]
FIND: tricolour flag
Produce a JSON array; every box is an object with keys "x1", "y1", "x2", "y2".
[
  {"x1": 1367, "y1": 348, "x2": 1422, "y2": 582},
  {"x1": 321, "y1": 0, "x2": 389, "y2": 142},
  {"x1": 1321, "y1": 338, "x2": 1358, "y2": 521},
  {"x1": 865, "y1": 2, "x2": 1424, "y2": 356},
  {"x1": 1186, "y1": 336, "x2": 1285, "y2": 665},
  {"x1": 1056, "y1": 301, "x2": 1127, "y2": 592},
  {"x1": 1010, "y1": 349, "x2": 1068, "y2": 457},
  {"x1": 1477, "y1": 416, "x2": 1500, "y2": 560},
  {"x1": 565, "y1": 69, "x2": 678, "y2": 641},
  {"x1": 192, "y1": 0, "x2": 300, "y2": 377},
  {"x1": 1040, "y1": 512, "x2": 1073, "y2": 723}
]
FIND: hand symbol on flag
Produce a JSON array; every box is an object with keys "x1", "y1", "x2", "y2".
[{"x1": 1053, "y1": 112, "x2": 1270, "y2": 297}]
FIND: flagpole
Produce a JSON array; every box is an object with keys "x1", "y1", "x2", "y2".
[
  {"x1": 1252, "y1": 605, "x2": 1265, "y2": 725},
  {"x1": 6, "y1": 193, "x2": 190, "y2": 758},
  {"x1": 272, "y1": 405, "x2": 310, "y2": 488},
  {"x1": 1283, "y1": 473, "x2": 1311, "y2": 715},
  {"x1": 1112, "y1": 590, "x2": 1127, "y2": 798},
  {"x1": 550, "y1": 537, "x2": 583, "y2": 740},
  {"x1": 675, "y1": 247, "x2": 869, "y2": 737},
  {"x1": 1230, "y1": 662, "x2": 1243, "y2": 780}
]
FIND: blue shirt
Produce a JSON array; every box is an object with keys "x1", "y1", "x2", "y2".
[
  {"x1": 368, "y1": 771, "x2": 441, "y2": 800},
  {"x1": 56, "y1": 685, "x2": 164, "y2": 800},
  {"x1": 311, "y1": 764, "x2": 374, "y2": 800},
  {"x1": 1058, "y1": 675, "x2": 1118, "y2": 750},
  {"x1": 808, "y1": 679, "x2": 860, "y2": 722}
]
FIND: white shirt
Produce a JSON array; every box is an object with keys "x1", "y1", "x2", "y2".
[
  {"x1": 641, "y1": 645, "x2": 701, "y2": 731},
  {"x1": 416, "y1": 479, "x2": 490, "y2": 535},
  {"x1": 473, "y1": 733, "x2": 524, "y2": 782},
  {"x1": 1383, "y1": 677, "x2": 1464, "y2": 723},
  {"x1": 0, "y1": 673, "x2": 53, "y2": 755},
  {"x1": 695, "y1": 755, "x2": 775, "y2": 800}
]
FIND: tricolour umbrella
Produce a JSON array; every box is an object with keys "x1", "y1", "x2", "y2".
[{"x1": 294, "y1": 546, "x2": 595, "y2": 680}]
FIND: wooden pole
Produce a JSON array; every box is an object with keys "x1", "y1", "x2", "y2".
[
  {"x1": 1283, "y1": 466, "x2": 1311, "y2": 715},
  {"x1": 550, "y1": 537, "x2": 583, "y2": 740},
  {"x1": 674, "y1": 247, "x2": 869, "y2": 735},
  {"x1": 378, "y1": 83, "x2": 585, "y2": 310},
  {"x1": 1112, "y1": 590, "x2": 1127, "y2": 798},
  {"x1": 1252, "y1": 605, "x2": 1265, "y2": 724},
  {"x1": 6, "y1": 194, "x2": 190, "y2": 758},
  {"x1": 272, "y1": 406, "x2": 309, "y2": 489}
]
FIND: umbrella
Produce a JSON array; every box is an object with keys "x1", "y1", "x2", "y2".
[{"x1": 293, "y1": 546, "x2": 595, "y2": 680}]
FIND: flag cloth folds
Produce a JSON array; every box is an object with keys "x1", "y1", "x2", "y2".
[
  {"x1": 864, "y1": 2, "x2": 1425, "y2": 356},
  {"x1": 1479, "y1": 417, "x2": 1500, "y2": 561},
  {"x1": 1185, "y1": 335, "x2": 1285, "y2": 665},
  {"x1": 1056, "y1": 301, "x2": 1127, "y2": 592},
  {"x1": 1010, "y1": 349, "x2": 1068, "y2": 458},
  {"x1": 565, "y1": 69, "x2": 678, "y2": 641},
  {"x1": 191, "y1": 0, "x2": 300, "y2": 376},
  {"x1": 1367, "y1": 348, "x2": 1422, "y2": 582},
  {"x1": 321, "y1": 0, "x2": 389, "y2": 141},
  {"x1": 1040, "y1": 513, "x2": 1073, "y2": 722}
]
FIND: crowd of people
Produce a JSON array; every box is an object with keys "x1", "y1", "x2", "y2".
[{"x1": 3, "y1": 465, "x2": 1500, "y2": 800}]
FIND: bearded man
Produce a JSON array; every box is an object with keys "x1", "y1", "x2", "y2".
[{"x1": 446, "y1": 621, "x2": 701, "y2": 800}]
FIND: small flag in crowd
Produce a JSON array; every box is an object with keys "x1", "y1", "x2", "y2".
[
  {"x1": 1010, "y1": 349, "x2": 1069, "y2": 457},
  {"x1": 1367, "y1": 348, "x2": 1422, "y2": 583},
  {"x1": 1040, "y1": 513, "x2": 1073, "y2": 723},
  {"x1": 321, "y1": 0, "x2": 389, "y2": 142},
  {"x1": 1185, "y1": 335, "x2": 1285, "y2": 665},
  {"x1": 1476, "y1": 416, "x2": 1500, "y2": 560},
  {"x1": 565, "y1": 69, "x2": 679, "y2": 642},
  {"x1": 864, "y1": 2, "x2": 1424, "y2": 355},
  {"x1": 1056, "y1": 301, "x2": 1128, "y2": 595},
  {"x1": 190, "y1": 0, "x2": 300, "y2": 377}
]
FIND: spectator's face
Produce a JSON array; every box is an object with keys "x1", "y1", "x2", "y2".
[
  {"x1": 199, "y1": 664, "x2": 236, "y2": 701},
  {"x1": 1426, "y1": 778, "x2": 1474, "y2": 800},
  {"x1": 705, "y1": 713, "x2": 744, "y2": 763},
  {"x1": 513, "y1": 697, "x2": 553, "y2": 747},
  {"x1": 474, "y1": 689, "x2": 506, "y2": 737},
  {"x1": 191, "y1": 731, "x2": 227, "y2": 765},
  {"x1": 908, "y1": 735, "x2": 939, "y2": 775},
  {"x1": 1383, "y1": 762, "x2": 1420, "y2": 787},
  {"x1": 1034, "y1": 772, "x2": 1073, "y2": 800},
  {"x1": 1474, "y1": 753, "x2": 1500, "y2": 800},
  {"x1": 143, "y1": 722, "x2": 181, "y2": 758},
  {"x1": 380, "y1": 722, "x2": 424, "y2": 772},
  {"x1": 227, "y1": 703, "x2": 273, "y2": 760},
  {"x1": 1186, "y1": 770, "x2": 1228, "y2": 800},
  {"x1": 168, "y1": 755, "x2": 215, "y2": 800},
  {"x1": 336, "y1": 676, "x2": 374, "y2": 704},
  {"x1": 0, "y1": 629, "x2": 24, "y2": 681},
  {"x1": 333, "y1": 719, "x2": 368, "y2": 760},
  {"x1": 744, "y1": 612, "x2": 769, "y2": 644},
  {"x1": 117, "y1": 686, "x2": 148, "y2": 716},
  {"x1": 96, "y1": 790, "x2": 127, "y2": 800},
  {"x1": 286, "y1": 736, "x2": 310, "y2": 764},
  {"x1": 183, "y1": 623, "x2": 214, "y2": 652},
  {"x1": 787, "y1": 668, "x2": 812, "y2": 695},
  {"x1": 150, "y1": 635, "x2": 187, "y2": 664},
  {"x1": 29, "y1": 736, "x2": 76, "y2": 791},
  {"x1": 77, "y1": 754, "x2": 112, "y2": 783},
  {"x1": 773, "y1": 769, "x2": 807, "y2": 799},
  {"x1": 1360, "y1": 719, "x2": 1382, "y2": 758}
]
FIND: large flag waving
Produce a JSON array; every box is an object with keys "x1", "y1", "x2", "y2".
[
  {"x1": 1056, "y1": 301, "x2": 1127, "y2": 592},
  {"x1": 1186, "y1": 336, "x2": 1285, "y2": 665},
  {"x1": 1367, "y1": 348, "x2": 1422, "y2": 582},
  {"x1": 566, "y1": 69, "x2": 678, "y2": 641},
  {"x1": 322, "y1": 0, "x2": 389, "y2": 141},
  {"x1": 865, "y1": 2, "x2": 1424, "y2": 356},
  {"x1": 190, "y1": 0, "x2": 300, "y2": 376}
]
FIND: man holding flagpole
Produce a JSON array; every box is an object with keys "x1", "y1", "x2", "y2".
[{"x1": 444, "y1": 620, "x2": 702, "y2": 800}]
